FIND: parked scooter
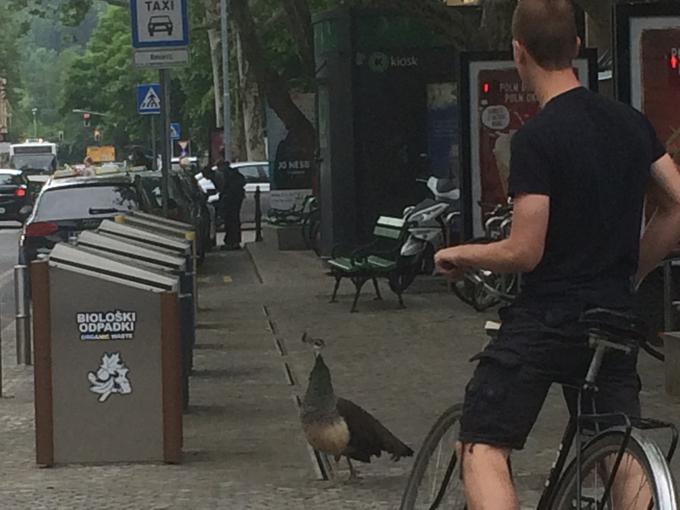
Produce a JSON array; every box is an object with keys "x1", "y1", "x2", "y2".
[{"x1": 401, "y1": 177, "x2": 460, "y2": 273}]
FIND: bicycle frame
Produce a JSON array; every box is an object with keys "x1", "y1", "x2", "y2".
[{"x1": 535, "y1": 392, "x2": 678, "y2": 509}]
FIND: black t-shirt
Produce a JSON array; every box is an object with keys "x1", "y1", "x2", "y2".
[{"x1": 508, "y1": 87, "x2": 666, "y2": 307}]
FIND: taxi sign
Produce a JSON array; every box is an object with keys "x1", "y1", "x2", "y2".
[{"x1": 130, "y1": 0, "x2": 189, "y2": 68}]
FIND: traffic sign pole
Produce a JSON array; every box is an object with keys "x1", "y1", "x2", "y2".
[
  {"x1": 160, "y1": 69, "x2": 171, "y2": 217},
  {"x1": 151, "y1": 116, "x2": 157, "y2": 171}
]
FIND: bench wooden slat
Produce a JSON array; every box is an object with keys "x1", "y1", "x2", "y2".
[
  {"x1": 328, "y1": 257, "x2": 363, "y2": 272},
  {"x1": 377, "y1": 216, "x2": 405, "y2": 228},
  {"x1": 366, "y1": 256, "x2": 396, "y2": 271},
  {"x1": 373, "y1": 226, "x2": 402, "y2": 240}
]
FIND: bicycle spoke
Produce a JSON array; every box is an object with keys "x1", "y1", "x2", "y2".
[{"x1": 573, "y1": 451, "x2": 654, "y2": 509}]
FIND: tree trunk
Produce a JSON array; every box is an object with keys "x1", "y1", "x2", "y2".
[
  {"x1": 229, "y1": 0, "x2": 315, "y2": 160},
  {"x1": 232, "y1": 34, "x2": 247, "y2": 161},
  {"x1": 236, "y1": 29, "x2": 266, "y2": 161},
  {"x1": 479, "y1": 0, "x2": 517, "y2": 50},
  {"x1": 281, "y1": 0, "x2": 315, "y2": 77},
  {"x1": 204, "y1": 0, "x2": 223, "y2": 128}
]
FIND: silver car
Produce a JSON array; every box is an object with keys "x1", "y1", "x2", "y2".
[{"x1": 195, "y1": 161, "x2": 270, "y2": 224}]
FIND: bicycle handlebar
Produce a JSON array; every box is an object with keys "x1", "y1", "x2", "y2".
[{"x1": 463, "y1": 270, "x2": 516, "y2": 303}]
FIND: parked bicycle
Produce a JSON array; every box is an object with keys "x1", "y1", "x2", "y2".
[
  {"x1": 301, "y1": 196, "x2": 320, "y2": 256},
  {"x1": 400, "y1": 270, "x2": 677, "y2": 510},
  {"x1": 450, "y1": 202, "x2": 518, "y2": 311}
]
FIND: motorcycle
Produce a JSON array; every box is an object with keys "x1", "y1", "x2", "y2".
[{"x1": 400, "y1": 176, "x2": 461, "y2": 273}]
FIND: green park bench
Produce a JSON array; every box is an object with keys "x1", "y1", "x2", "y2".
[{"x1": 327, "y1": 216, "x2": 421, "y2": 312}]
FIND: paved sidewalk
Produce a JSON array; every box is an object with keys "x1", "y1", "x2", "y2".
[{"x1": 0, "y1": 228, "x2": 678, "y2": 508}]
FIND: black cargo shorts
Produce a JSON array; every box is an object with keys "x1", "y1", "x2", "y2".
[{"x1": 458, "y1": 303, "x2": 641, "y2": 450}]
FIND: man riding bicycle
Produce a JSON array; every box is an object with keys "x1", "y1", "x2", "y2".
[{"x1": 434, "y1": 1, "x2": 680, "y2": 509}]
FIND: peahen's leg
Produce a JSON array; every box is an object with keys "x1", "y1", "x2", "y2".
[{"x1": 346, "y1": 457, "x2": 359, "y2": 480}]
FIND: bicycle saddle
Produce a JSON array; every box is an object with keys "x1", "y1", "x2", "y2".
[{"x1": 579, "y1": 308, "x2": 649, "y2": 347}]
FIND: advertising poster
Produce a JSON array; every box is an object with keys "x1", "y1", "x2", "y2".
[
  {"x1": 463, "y1": 53, "x2": 594, "y2": 237},
  {"x1": 426, "y1": 82, "x2": 459, "y2": 181},
  {"x1": 640, "y1": 27, "x2": 680, "y2": 163},
  {"x1": 624, "y1": 13, "x2": 680, "y2": 220},
  {"x1": 476, "y1": 69, "x2": 540, "y2": 211},
  {"x1": 266, "y1": 93, "x2": 316, "y2": 211}
]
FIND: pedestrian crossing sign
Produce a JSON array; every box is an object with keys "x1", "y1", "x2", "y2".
[{"x1": 136, "y1": 83, "x2": 161, "y2": 115}]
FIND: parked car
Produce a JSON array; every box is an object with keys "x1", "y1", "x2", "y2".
[
  {"x1": 195, "y1": 161, "x2": 270, "y2": 224},
  {"x1": 133, "y1": 169, "x2": 216, "y2": 260},
  {"x1": 0, "y1": 169, "x2": 33, "y2": 222},
  {"x1": 19, "y1": 174, "x2": 141, "y2": 264}
]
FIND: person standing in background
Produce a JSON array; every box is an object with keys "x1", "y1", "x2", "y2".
[{"x1": 220, "y1": 160, "x2": 246, "y2": 250}]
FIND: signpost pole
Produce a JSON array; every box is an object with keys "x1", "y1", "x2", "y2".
[
  {"x1": 151, "y1": 116, "x2": 157, "y2": 171},
  {"x1": 160, "y1": 69, "x2": 171, "y2": 217},
  {"x1": 220, "y1": 0, "x2": 230, "y2": 160}
]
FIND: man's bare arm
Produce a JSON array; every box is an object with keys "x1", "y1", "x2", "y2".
[
  {"x1": 435, "y1": 194, "x2": 549, "y2": 276},
  {"x1": 637, "y1": 154, "x2": 680, "y2": 284}
]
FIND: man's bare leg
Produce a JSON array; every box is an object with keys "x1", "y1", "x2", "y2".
[
  {"x1": 608, "y1": 454, "x2": 652, "y2": 509},
  {"x1": 461, "y1": 443, "x2": 519, "y2": 510}
]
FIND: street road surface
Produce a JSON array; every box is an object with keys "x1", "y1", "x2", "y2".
[{"x1": 0, "y1": 222, "x2": 22, "y2": 337}]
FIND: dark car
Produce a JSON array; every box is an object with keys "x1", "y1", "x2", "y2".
[
  {"x1": 133, "y1": 170, "x2": 215, "y2": 261},
  {"x1": 0, "y1": 169, "x2": 32, "y2": 222},
  {"x1": 19, "y1": 174, "x2": 140, "y2": 264}
]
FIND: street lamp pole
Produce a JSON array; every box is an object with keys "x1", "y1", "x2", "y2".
[
  {"x1": 31, "y1": 108, "x2": 37, "y2": 138},
  {"x1": 220, "y1": 0, "x2": 230, "y2": 161}
]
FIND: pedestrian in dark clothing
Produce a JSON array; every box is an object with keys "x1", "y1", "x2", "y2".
[{"x1": 217, "y1": 160, "x2": 246, "y2": 250}]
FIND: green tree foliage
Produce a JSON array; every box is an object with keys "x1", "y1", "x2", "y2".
[
  {"x1": 61, "y1": 6, "x2": 155, "y2": 158},
  {"x1": 174, "y1": 0, "x2": 215, "y2": 154},
  {"x1": 0, "y1": 1, "x2": 28, "y2": 128}
]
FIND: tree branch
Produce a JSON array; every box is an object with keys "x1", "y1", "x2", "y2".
[
  {"x1": 281, "y1": 0, "x2": 315, "y2": 77},
  {"x1": 229, "y1": 0, "x2": 314, "y2": 138},
  {"x1": 105, "y1": 0, "x2": 130, "y2": 7}
]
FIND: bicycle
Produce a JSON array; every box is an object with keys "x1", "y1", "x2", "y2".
[
  {"x1": 401, "y1": 271, "x2": 678, "y2": 509},
  {"x1": 451, "y1": 203, "x2": 518, "y2": 312},
  {"x1": 300, "y1": 196, "x2": 321, "y2": 256}
]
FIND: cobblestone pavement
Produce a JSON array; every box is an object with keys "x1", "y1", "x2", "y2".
[{"x1": 0, "y1": 228, "x2": 679, "y2": 509}]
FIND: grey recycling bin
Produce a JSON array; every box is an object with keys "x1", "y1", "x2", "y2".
[
  {"x1": 120, "y1": 214, "x2": 196, "y2": 244},
  {"x1": 32, "y1": 243, "x2": 182, "y2": 466},
  {"x1": 128, "y1": 210, "x2": 194, "y2": 231},
  {"x1": 98, "y1": 219, "x2": 192, "y2": 257},
  {"x1": 75, "y1": 231, "x2": 195, "y2": 409},
  {"x1": 97, "y1": 219, "x2": 196, "y2": 312}
]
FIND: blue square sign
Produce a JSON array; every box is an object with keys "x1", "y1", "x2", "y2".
[
  {"x1": 131, "y1": 0, "x2": 189, "y2": 48},
  {"x1": 170, "y1": 123, "x2": 181, "y2": 140},
  {"x1": 130, "y1": 0, "x2": 189, "y2": 68},
  {"x1": 137, "y1": 84, "x2": 161, "y2": 115}
]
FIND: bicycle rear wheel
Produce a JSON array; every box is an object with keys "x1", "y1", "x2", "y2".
[
  {"x1": 550, "y1": 429, "x2": 677, "y2": 509},
  {"x1": 400, "y1": 405, "x2": 466, "y2": 510}
]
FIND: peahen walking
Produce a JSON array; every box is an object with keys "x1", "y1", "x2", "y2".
[{"x1": 300, "y1": 333, "x2": 413, "y2": 479}]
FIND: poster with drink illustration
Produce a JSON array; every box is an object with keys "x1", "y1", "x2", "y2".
[
  {"x1": 640, "y1": 27, "x2": 680, "y2": 221},
  {"x1": 462, "y1": 52, "x2": 595, "y2": 238},
  {"x1": 477, "y1": 69, "x2": 540, "y2": 211}
]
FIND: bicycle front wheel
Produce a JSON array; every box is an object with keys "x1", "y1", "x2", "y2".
[
  {"x1": 550, "y1": 429, "x2": 677, "y2": 509},
  {"x1": 400, "y1": 405, "x2": 466, "y2": 510}
]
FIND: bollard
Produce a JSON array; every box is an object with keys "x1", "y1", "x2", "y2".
[
  {"x1": 664, "y1": 260, "x2": 674, "y2": 331},
  {"x1": 662, "y1": 332, "x2": 680, "y2": 396},
  {"x1": 14, "y1": 265, "x2": 32, "y2": 365},
  {"x1": 0, "y1": 298, "x2": 3, "y2": 396},
  {"x1": 255, "y1": 186, "x2": 263, "y2": 242}
]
